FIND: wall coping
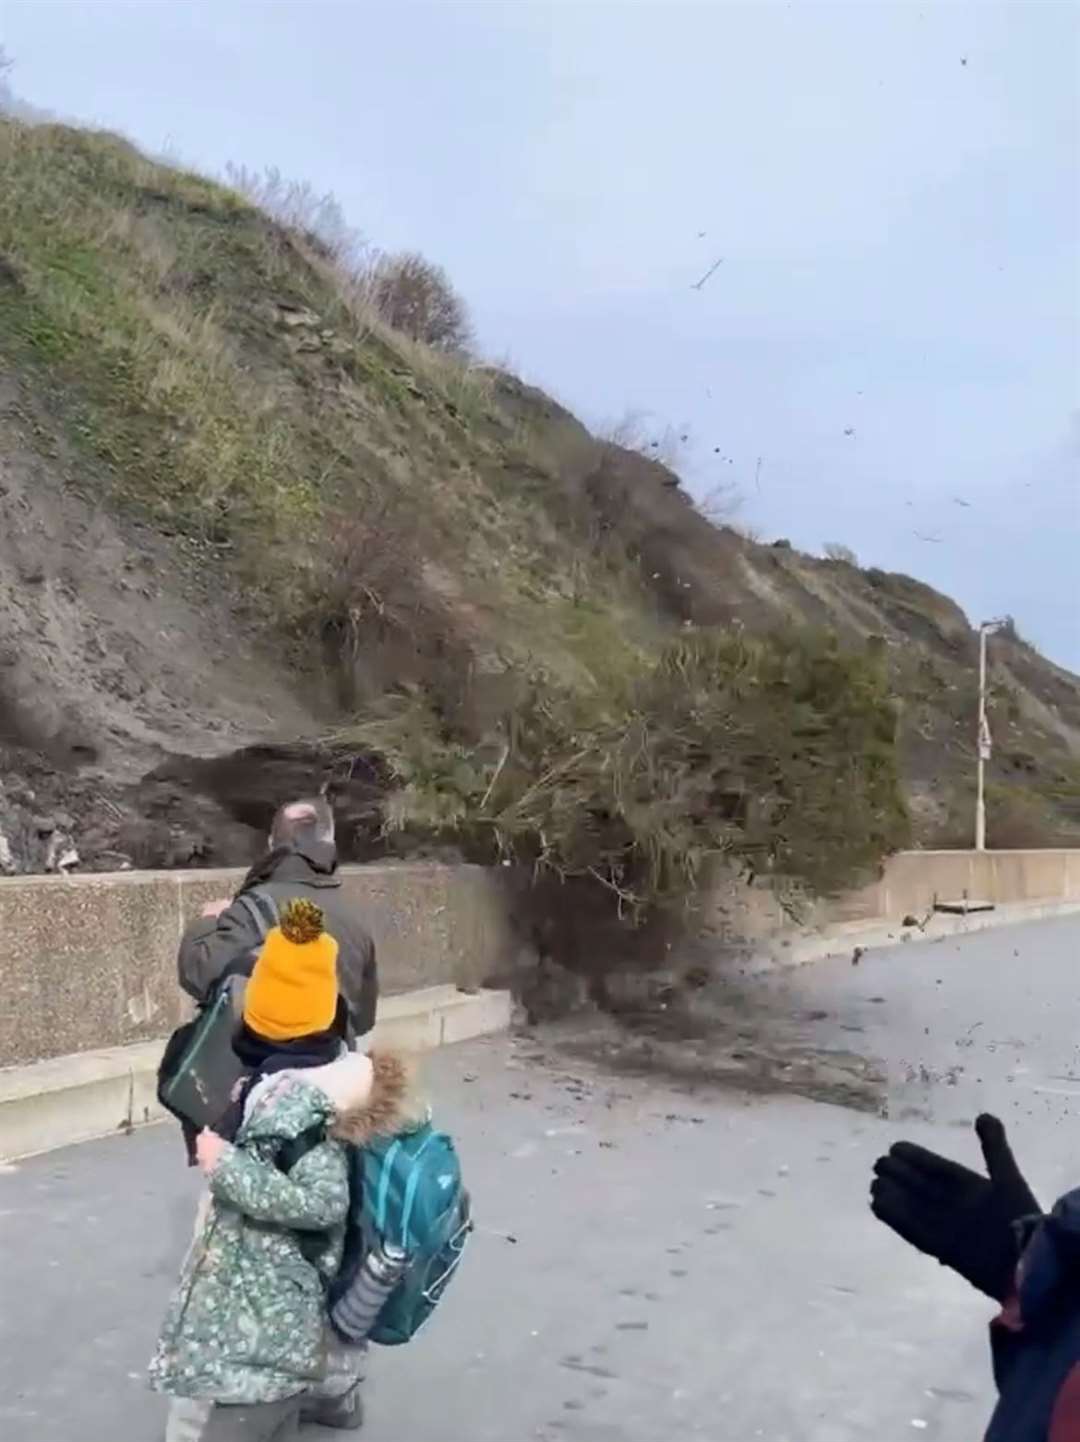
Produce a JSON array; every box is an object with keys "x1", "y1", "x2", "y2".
[{"x1": 0, "y1": 859, "x2": 495, "y2": 888}]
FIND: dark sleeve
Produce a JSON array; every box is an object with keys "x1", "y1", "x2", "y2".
[
  {"x1": 353, "y1": 929, "x2": 378, "y2": 1036},
  {"x1": 989, "y1": 1298, "x2": 1080, "y2": 1442},
  {"x1": 1050, "y1": 1366, "x2": 1080, "y2": 1441},
  {"x1": 986, "y1": 1203, "x2": 1080, "y2": 1442},
  {"x1": 361, "y1": 931, "x2": 377, "y2": 1033},
  {"x1": 338, "y1": 925, "x2": 377, "y2": 1037},
  {"x1": 177, "y1": 897, "x2": 258, "y2": 1004}
]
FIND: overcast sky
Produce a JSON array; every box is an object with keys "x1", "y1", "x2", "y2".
[{"x1": 2, "y1": 0, "x2": 1077, "y2": 665}]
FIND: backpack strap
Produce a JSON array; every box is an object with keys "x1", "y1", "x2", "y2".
[
  {"x1": 219, "y1": 889, "x2": 279, "y2": 985},
  {"x1": 234, "y1": 886, "x2": 278, "y2": 941}
]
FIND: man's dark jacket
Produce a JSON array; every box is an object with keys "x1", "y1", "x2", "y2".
[{"x1": 178, "y1": 841, "x2": 377, "y2": 1038}]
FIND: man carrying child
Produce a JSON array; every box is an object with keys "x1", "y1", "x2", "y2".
[{"x1": 151, "y1": 898, "x2": 413, "y2": 1442}]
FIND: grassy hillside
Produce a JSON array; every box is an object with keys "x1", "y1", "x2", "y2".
[{"x1": 0, "y1": 119, "x2": 1076, "y2": 903}]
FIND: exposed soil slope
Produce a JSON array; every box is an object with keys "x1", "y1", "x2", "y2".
[{"x1": 0, "y1": 120, "x2": 1076, "y2": 877}]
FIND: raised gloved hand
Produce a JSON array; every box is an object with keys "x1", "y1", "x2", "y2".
[{"x1": 870, "y1": 1113, "x2": 1040, "y2": 1301}]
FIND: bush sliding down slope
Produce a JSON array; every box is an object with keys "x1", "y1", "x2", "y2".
[
  {"x1": 339, "y1": 629, "x2": 907, "y2": 911},
  {"x1": 0, "y1": 119, "x2": 1078, "y2": 914}
]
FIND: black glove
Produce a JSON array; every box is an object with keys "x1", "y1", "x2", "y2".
[{"x1": 870, "y1": 1113, "x2": 1040, "y2": 1302}]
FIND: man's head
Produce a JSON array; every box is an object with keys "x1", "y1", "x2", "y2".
[{"x1": 269, "y1": 795, "x2": 335, "y2": 852}]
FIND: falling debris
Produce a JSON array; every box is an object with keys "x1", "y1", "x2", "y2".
[
  {"x1": 691, "y1": 257, "x2": 724, "y2": 291},
  {"x1": 843, "y1": 427, "x2": 856, "y2": 437},
  {"x1": 952, "y1": 496, "x2": 971, "y2": 507},
  {"x1": 913, "y1": 532, "x2": 943, "y2": 543}
]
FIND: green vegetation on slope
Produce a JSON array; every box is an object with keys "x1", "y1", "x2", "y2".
[
  {"x1": 339, "y1": 629, "x2": 908, "y2": 912},
  {"x1": 0, "y1": 118, "x2": 929, "y2": 908},
  {"x1": 0, "y1": 123, "x2": 653, "y2": 674}
]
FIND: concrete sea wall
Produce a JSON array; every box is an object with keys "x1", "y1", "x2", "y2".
[
  {"x1": 3, "y1": 851, "x2": 1079, "y2": 1070},
  {"x1": 0, "y1": 863, "x2": 513, "y2": 1068}
]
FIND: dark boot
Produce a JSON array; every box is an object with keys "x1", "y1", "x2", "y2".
[{"x1": 300, "y1": 1383, "x2": 364, "y2": 1432}]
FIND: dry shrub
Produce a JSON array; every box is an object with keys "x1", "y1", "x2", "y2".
[
  {"x1": 928, "y1": 782, "x2": 1078, "y2": 851},
  {"x1": 697, "y1": 480, "x2": 742, "y2": 525},
  {"x1": 825, "y1": 542, "x2": 859, "y2": 566},
  {"x1": 224, "y1": 163, "x2": 472, "y2": 357},
  {"x1": 364, "y1": 251, "x2": 471, "y2": 353},
  {"x1": 305, "y1": 496, "x2": 432, "y2": 706},
  {"x1": 605, "y1": 411, "x2": 691, "y2": 470},
  {"x1": 223, "y1": 158, "x2": 473, "y2": 366},
  {"x1": 985, "y1": 785, "x2": 1074, "y2": 849},
  {"x1": 224, "y1": 162, "x2": 366, "y2": 269}
]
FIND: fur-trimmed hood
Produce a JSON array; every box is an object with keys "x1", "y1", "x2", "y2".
[
  {"x1": 241, "y1": 1048, "x2": 422, "y2": 1146},
  {"x1": 331, "y1": 1050, "x2": 428, "y2": 1145}
]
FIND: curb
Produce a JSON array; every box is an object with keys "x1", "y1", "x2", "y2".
[
  {"x1": 0, "y1": 985, "x2": 512, "y2": 1163},
  {"x1": 753, "y1": 899, "x2": 1080, "y2": 970}
]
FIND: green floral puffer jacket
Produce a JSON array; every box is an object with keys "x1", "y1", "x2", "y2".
[{"x1": 150, "y1": 1050, "x2": 394, "y2": 1406}]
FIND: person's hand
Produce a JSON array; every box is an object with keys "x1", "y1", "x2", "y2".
[
  {"x1": 870, "y1": 1113, "x2": 1039, "y2": 1301},
  {"x1": 195, "y1": 1129, "x2": 230, "y2": 1176},
  {"x1": 200, "y1": 897, "x2": 231, "y2": 919}
]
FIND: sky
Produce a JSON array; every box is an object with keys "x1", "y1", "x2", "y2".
[{"x1": 2, "y1": 0, "x2": 1077, "y2": 665}]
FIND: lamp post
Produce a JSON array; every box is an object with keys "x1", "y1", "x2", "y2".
[{"x1": 975, "y1": 618, "x2": 1007, "y2": 851}]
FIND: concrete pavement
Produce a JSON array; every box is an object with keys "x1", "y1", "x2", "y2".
[{"x1": 5, "y1": 914, "x2": 1080, "y2": 1441}]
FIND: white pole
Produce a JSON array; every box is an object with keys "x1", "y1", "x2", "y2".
[{"x1": 975, "y1": 624, "x2": 988, "y2": 852}]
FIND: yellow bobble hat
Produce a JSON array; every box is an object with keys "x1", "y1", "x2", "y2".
[{"x1": 243, "y1": 898, "x2": 339, "y2": 1042}]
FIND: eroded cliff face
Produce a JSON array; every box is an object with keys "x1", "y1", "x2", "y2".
[{"x1": 1, "y1": 121, "x2": 1077, "y2": 885}]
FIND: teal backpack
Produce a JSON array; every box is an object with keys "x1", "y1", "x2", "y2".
[{"x1": 329, "y1": 1118, "x2": 472, "y2": 1346}]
